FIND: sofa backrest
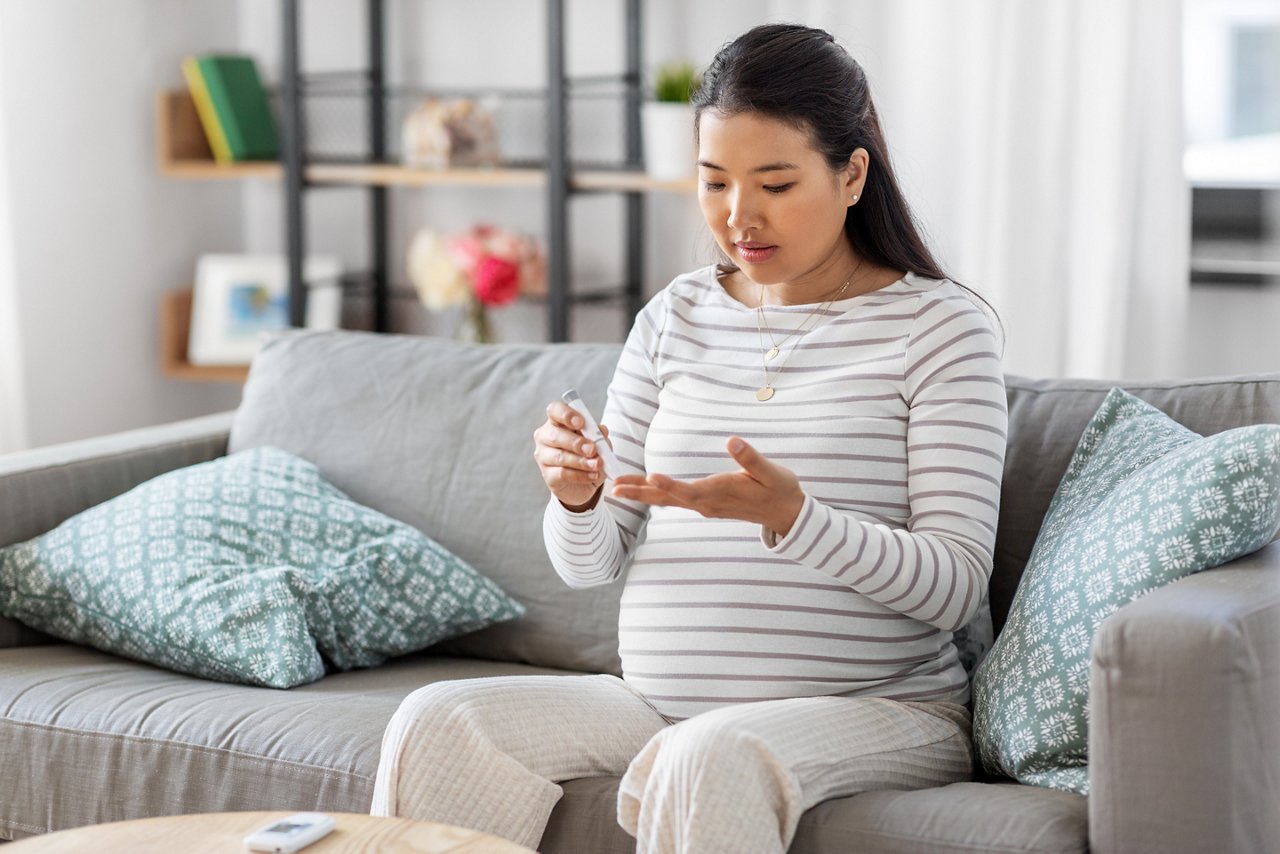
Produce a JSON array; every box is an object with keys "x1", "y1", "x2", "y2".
[
  {"x1": 230, "y1": 329, "x2": 628, "y2": 675},
  {"x1": 231, "y1": 330, "x2": 1280, "y2": 670},
  {"x1": 993, "y1": 373, "x2": 1280, "y2": 636}
]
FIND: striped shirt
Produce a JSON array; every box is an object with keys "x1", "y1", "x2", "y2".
[{"x1": 543, "y1": 264, "x2": 1008, "y2": 721}]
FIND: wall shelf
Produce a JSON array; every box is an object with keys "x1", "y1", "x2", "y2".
[
  {"x1": 159, "y1": 288, "x2": 250, "y2": 384},
  {"x1": 156, "y1": 90, "x2": 696, "y2": 193}
]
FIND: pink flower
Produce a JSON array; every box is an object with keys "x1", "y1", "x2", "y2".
[{"x1": 472, "y1": 255, "x2": 521, "y2": 306}]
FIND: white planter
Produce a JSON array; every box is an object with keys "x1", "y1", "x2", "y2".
[{"x1": 642, "y1": 102, "x2": 696, "y2": 181}]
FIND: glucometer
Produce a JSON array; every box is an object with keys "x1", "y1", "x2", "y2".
[
  {"x1": 562, "y1": 388, "x2": 621, "y2": 481},
  {"x1": 243, "y1": 812, "x2": 335, "y2": 852}
]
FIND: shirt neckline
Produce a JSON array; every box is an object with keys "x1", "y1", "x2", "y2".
[{"x1": 705, "y1": 265, "x2": 918, "y2": 313}]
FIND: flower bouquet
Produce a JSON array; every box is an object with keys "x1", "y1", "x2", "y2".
[{"x1": 407, "y1": 224, "x2": 546, "y2": 343}]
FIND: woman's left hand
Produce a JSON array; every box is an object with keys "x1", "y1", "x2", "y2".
[{"x1": 611, "y1": 436, "x2": 806, "y2": 538}]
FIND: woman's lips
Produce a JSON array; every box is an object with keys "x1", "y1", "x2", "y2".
[{"x1": 736, "y1": 243, "x2": 778, "y2": 263}]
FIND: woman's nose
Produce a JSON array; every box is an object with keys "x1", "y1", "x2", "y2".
[{"x1": 726, "y1": 192, "x2": 760, "y2": 231}]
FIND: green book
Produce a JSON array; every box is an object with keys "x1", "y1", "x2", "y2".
[{"x1": 195, "y1": 55, "x2": 279, "y2": 161}]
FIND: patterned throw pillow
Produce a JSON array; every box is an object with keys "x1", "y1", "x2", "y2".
[
  {"x1": 972, "y1": 388, "x2": 1280, "y2": 795},
  {"x1": 0, "y1": 447, "x2": 524, "y2": 688}
]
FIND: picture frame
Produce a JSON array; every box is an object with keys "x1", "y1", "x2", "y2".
[{"x1": 187, "y1": 254, "x2": 343, "y2": 366}]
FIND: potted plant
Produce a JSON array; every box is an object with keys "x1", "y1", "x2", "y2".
[{"x1": 642, "y1": 61, "x2": 701, "y2": 181}]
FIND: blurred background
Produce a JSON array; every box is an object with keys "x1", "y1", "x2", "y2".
[{"x1": 0, "y1": 0, "x2": 1276, "y2": 452}]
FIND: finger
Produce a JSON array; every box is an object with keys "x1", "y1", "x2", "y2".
[
  {"x1": 546, "y1": 401, "x2": 585, "y2": 431},
  {"x1": 726, "y1": 436, "x2": 773, "y2": 481},
  {"x1": 599, "y1": 422, "x2": 614, "y2": 449},
  {"x1": 537, "y1": 424, "x2": 597, "y2": 458},
  {"x1": 610, "y1": 483, "x2": 686, "y2": 507},
  {"x1": 534, "y1": 444, "x2": 605, "y2": 475},
  {"x1": 612, "y1": 474, "x2": 702, "y2": 507},
  {"x1": 556, "y1": 467, "x2": 605, "y2": 486}
]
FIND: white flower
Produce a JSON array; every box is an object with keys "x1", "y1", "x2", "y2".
[
  {"x1": 407, "y1": 229, "x2": 471, "y2": 310},
  {"x1": 1232, "y1": 476, "x2": 1274, "y2": 514},
  {"x1": 1032, "y1": 676, "x2": 1065, "y2": 712},
  {"x1": 1189, "y1": 486, "x2": 1229, "y2": 520},
  {"x1": 1198, "y1": 525, "x2": 1237, "y2": 561},
  {"x1": 1116, "y1": 551, "x2": 1151, "y2": 586},
  {"x1": 1040, "y1": 711, "x2": 1080, "y2": 747},
  {"x1": 1083, "y1": 572, "x2": 1114, "y2": 606},
  {"x1": 1155, "y1": 534, "x2": 1199, "y2": 572},
  {"x1": 1224, "y1": 443, "x2": 1259, "y2": 474},
  {"x1": 1059, "y1": 623, "x2": 1091, "y2": 657}
]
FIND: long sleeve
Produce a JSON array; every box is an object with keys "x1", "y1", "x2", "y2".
[
  {"x1": 542, "y1": 294, "x2": 667, "y2": 588},
  {"x1": 761, "y1": 289, "x2": 1007, "y2": 632}
]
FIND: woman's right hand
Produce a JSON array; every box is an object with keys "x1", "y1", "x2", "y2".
[{"x1": 533, "y1": 401, "x2": 612, "y2": 511}]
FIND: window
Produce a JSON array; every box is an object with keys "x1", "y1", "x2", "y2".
[{"x1": 1184, "y1": 0, "x2": 1280, "y2": 285}]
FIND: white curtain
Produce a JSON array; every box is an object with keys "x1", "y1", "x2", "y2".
[
  {"x1": 0, "y1": 9, "x2": 28, "y2": 455},
  {"x1": 762, "y1": 0, "x2": 1190, "y2": 380},
  {"x1": 0, "y1": 274, "x2": 24, "y2": 455}
]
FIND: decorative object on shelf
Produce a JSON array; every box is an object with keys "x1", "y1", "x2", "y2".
[
  {"x1": 181, "y1": 54, "x2": 278, "y2": 163},
  {"x1": 407, "y1": 224, "x2": 546, "y2": 344},
  {"x1": 642, "y1": 61, "x2": 701, "y2": 181},
  {"x1": 401, "y1": 97, "x2": 501, "y2": 169},
  {"x1": 188, "y1": 254, "x2": 342, "y2": 366}
]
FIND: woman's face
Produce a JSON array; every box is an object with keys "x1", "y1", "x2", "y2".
[{"x1": 697, "y1": 110, "x2": 862, "y2": 290}]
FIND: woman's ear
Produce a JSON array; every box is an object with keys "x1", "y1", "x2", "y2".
[{"x1": 844, "y1": 148, "x2": 869, "y2": 204}]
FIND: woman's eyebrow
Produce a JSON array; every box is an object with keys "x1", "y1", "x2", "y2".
[{"x1": 697, "y1": 160, "x2": 801, "y2": 173}]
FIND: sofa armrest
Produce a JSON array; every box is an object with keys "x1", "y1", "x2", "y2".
[
  {"x1": 1088, "y1": 541, "x2": 1280, "y2": 854},
  {"x1": 0, "y1": 411, "x2": 234, "y2": 649}
]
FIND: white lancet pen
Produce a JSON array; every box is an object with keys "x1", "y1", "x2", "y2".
[{"x1": 561, "y1": 388, "x2": 621, "y2": 482}]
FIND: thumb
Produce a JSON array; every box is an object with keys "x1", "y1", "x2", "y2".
[
  {"x1": 600, "y1": 423, "x2": 613, "y2": 448},
  {"x1": 727, "y1": 436, "x2": 771, "y2": 477}
]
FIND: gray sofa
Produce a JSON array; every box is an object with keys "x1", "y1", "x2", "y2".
[{"x1": 2, "y1": 329, "x2": 1277, "y2": 853}]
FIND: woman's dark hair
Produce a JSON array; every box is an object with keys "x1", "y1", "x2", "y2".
[
  {"x1": 694, "y1": 24, "x2": 1004, "y2": 345},
  {"x1": 694, "y1": 25, "x2": 940, "y2": 279}
]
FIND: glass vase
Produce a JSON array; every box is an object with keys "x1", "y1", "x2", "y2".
[{"x1": 456, "y1": 295, "x2": 494, "y2": 344}]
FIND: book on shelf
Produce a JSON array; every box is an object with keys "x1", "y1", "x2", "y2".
[
  {"x1": 181, "y1": 56, "x2": 232, "y2": 164},
  {"x1": 182, "y1": 54, "x2": 279, "y2": 162}
]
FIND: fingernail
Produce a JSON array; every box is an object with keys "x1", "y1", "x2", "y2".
[{"x1": 729, "y1": 438, "x2": 745, "y2": 452}]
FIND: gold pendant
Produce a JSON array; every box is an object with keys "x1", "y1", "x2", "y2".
[
  {"x1": 756, "y1": 386, "x2": 774, "y2": 401},
  {"x1": 765, "y1": 346, "x2": 779, "y2": 360}
]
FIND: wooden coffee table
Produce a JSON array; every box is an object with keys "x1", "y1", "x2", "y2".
[{"x1": 4, "y1": 811, "x2": 536, "y2": 853}]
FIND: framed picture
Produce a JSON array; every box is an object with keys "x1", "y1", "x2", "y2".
[{"x1": 188, "y1": 254, "x2": 343, "y2": 366}]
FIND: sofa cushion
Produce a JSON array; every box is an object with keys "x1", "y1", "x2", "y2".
[
  {"x1": 540, "y1": 777, "x2": 1087, "y2": 854},
  {"x1": 0, "y1": 446, "x2": 523, "y2": 689},
  {"x1": 229, "y1": 330, "x2": 627, "y2": 675},
  {"x1": 973, "y1": 388, "x2": 1280, "y2": 794},
  {"x1": 0, "y1": 645, "x2": 574, "y2": 841},
  {"x1": 994, "y1": 373, "x2": 1280, "y2": 637}
]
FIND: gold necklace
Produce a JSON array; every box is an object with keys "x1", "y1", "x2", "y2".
[{"x1": 753, "y1": 262, "x2": 862, "y2": 402}]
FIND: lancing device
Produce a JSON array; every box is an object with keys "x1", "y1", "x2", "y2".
[{"x1": 562, "y1": 388, "x2": 621, "y2": 481}]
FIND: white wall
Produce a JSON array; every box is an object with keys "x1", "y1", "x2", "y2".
[
  {"x1": 0, "y1": 0, "x2": 1275, "y2": 452},
  {"x1": 0, "y1": 0, "x2": 242, "y2": 450}
]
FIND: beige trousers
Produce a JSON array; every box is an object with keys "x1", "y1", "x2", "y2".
[{"x1": 370, "y1": 674, "x2": 972, "y2": 853}]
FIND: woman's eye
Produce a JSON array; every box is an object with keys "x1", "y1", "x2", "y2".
[
  {"x1": 701, "y1": 182, "x2": 725, "y2": 192},
  {"x1": 764, "y1": 184, "x2": 794, "y2": 194}
]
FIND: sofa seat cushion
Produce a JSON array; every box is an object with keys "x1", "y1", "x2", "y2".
[
  {"x1": 541, "y1": 777, "x2": 1087, "y2": 854},
  {"x1": 0, "y1": 645, "x2": 576, "y2": 841}
]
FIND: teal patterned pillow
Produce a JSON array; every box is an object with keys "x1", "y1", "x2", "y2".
[
  {"x1": 972, "y1": 389, "x2": 1280, "y2": 795},
  {"x1": 0, "y1": 447, "x2": 524, "y2": 688}
]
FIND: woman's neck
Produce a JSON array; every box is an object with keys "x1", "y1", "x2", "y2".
[{"x1": 720, "y1": 255, "x2": 904, "y2": 309}]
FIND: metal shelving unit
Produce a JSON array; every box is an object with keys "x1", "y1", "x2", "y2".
[{"x1": 277, "y1": 0, "x2": 659, "y2": 342}]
